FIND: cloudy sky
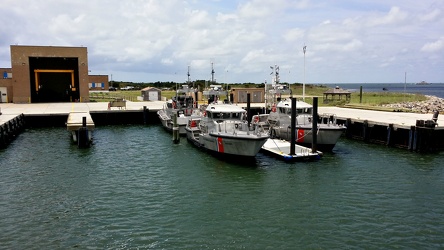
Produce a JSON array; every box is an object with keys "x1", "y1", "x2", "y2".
[{"x1": 1, "y1": 0, "x2": 443, "y2": 84}]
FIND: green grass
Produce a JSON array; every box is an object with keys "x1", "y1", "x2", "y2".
[
  {"x1": 289, "y1": 85, "x2": 427, "y2": 107},
  {"x1": 89, "y1": 91, "x2": 141, "y2": 102},
  {"x1": 89, "y1": 86, "x2": 428, "y2": 108}
]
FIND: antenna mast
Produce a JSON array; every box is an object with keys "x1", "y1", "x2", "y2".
[
  {"x1": 187, "y1": 65, "x2": 191, "y2": 87},
  {"x1": 211, "y1": 62, "x2": 215, "y2": 83}
]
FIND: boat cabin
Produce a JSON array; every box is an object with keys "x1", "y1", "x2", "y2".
[
  {"x1": 206, "y1": 105, "x2": 247, "y2": 121},
  {"x1": 278, "y1": 106, "x2": 312, "y2": 116},
  {"x1": 276, "y1": 99, "x2": 313, "y2": 116},
  {"x1": 168, "y1": 95, "x2": 194, "y2": 109}
]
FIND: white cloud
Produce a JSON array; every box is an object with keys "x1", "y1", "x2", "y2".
[
  {"x1": 0, "y1": 0, "x2": 443, "y2": 83},
  {"x1": 283, "y1": 28, "x2": 305, "y2": 43},
  {"x1": 366, "y1": 6, "x2": 408, "y2": 27},
  {"x1": 419, "y1": 9, "x2": 441, "y2": 22},
  {"x1": 421, "y1": 37, "x2": 444, "y2": 52}
]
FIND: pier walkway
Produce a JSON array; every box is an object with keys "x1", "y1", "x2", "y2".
[
  {"x1": 1, "y1": 101, "x2": 443, "y2": 151},
  {"x1": 1, "y1": 101, "x2": 443, "y2": 127}
]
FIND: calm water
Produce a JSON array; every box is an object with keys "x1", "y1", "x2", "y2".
[
  {"x1": 1, "y1": 125, "x2": 444, "y2": 249},
  {"x1": 325, "y1": 83, "x2": 444, "y2": 99}
]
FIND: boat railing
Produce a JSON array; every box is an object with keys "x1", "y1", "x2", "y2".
[
  {"x1": 251, "y1": 114, "x2": 270, "y2": 135},
  {"x1": 318, "y1": 113, "x2": 338, "y2": 125},
  {"x1": 295, "y1": 114, "x2": 312, "y2": 125}
]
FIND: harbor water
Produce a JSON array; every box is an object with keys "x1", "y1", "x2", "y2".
[
  {"x1": 1, "y1": 125, "x2": 444, "y2": 249},
  {"x1": 325, "y1": 83, "x2": 444, "y2": 99}
]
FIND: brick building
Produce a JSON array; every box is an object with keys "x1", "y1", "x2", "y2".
[
  {"x1": 0, "y1": 45, "x2": 108, "y2": 103},
  {"x1": 88, "y1": 75, "x2": 109, "y2": 91}
]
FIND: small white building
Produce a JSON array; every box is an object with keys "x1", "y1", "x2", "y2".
[{"x1": 141, "y1": 87, "x2": 161, "y2": 101}]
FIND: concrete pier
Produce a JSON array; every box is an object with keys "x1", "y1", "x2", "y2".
[
  {"x1": 1, "y1": 101, "x2": 444, "y2": 152},
  {"x1": 319, "y1": 107, "x2": 444, "y2": 152},
  {"x1": 66, "y1": 111, "x2": 95, "y2": 147},
  {"x1": 66, "y1": 111, "x2": 95, "y2": 132}
]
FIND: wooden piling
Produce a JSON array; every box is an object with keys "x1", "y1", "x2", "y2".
[
  {"x1": 172, "y1": 113, "x2": 180, "y2": 143},
  {"x1": 143, "y1": 106, "x2": 149, "y2": 125},
  {"x1": 312, "y1": 97, "x2": 318, "y2": 153},
  {"x1": 363, "y1": 120, "x2": 369, "y2": 141},
  {"x1": 408, "y1": 126, "x2": 415, "y2": 151},
  {"x1": 386, "y1": 124, "x2": 394, "y2": 146},
  {"x1": 290, "y1": 97, "x2": 296, "y2": 156}
]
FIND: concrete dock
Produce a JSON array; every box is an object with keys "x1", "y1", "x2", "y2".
[
  {"x1": 2, "y1": 102, "x2": 442, "y2": 125},
  {"x1": 1, "y1": 101, "x2": 444, "y2": 151},
  {"x1": 66, "y1": 112, "x2": 95, "y2": 131}
]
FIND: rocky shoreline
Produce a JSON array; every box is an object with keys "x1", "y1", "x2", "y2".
[{"x1": 381, "y1": 95, "x2": 444, "y2": 114}]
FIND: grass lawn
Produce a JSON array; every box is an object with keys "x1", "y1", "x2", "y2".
[
  {"x1": 289, "y1": 85, "x2": 427, "y2": 106},
  {"x1": 89, "y1": 91, "x2": 142, "y2": 102},
  {"x1": 89, "y1": 85, "x2": 428, "y2": 108}
]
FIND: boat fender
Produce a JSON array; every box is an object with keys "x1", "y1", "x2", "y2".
[
  {"x1": 203, "y1": 111, "x2": 206, "y2": 117},
  {"x1": 235, "y1": 123, "x2": 239, "y2": 129},
  {"x1": 271, "y1": 104, "x2": 276, "y2": 112}
]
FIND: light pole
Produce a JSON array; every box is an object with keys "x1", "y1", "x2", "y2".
[{"x1": 303, "y1": 45, "x2": 307, "y2": 100}]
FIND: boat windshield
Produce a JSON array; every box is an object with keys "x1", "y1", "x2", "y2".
[
  {"x1": 280, "y1": 107, "x2": 312, "y2": 115},
  {"x1": 298, "y1": 108, "x2": 312, "y2": 115},
  {"x1": 210, "y1": 112, "x2": 244, "y2": 120}
]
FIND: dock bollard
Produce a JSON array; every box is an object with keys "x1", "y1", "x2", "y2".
[
  {"x1": 77, "y1": 116, "x2": 90, "y2": 148},
  {"x1": 172, "y1": 113, "x2": 180, "y2": 143},
  {"x1": 143, "y1": 106, "x2": 149, "y2": 125}
]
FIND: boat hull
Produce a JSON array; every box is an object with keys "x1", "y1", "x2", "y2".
[
  {"x1": 157, "y1": 110, "x2": 194, "y2": 135},
  {"x1": 186, "y1": 127, "x2": 268, "y2": 157}
]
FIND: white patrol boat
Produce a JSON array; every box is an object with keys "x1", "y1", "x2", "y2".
[
  {"x1": 258, "y1": 98, "x2": 346, "y2": 151},
  {"x1": 185, "y1": 103, "x2": 269, "y2": 157}
]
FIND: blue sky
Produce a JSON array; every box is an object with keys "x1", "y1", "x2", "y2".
[{"x1": 1, "y1": 0, "x2": 443, "y2": 84}]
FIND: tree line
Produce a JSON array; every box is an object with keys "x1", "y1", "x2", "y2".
[{"x1": 109, "y1": 80, "x2": 302, "y2": 91}]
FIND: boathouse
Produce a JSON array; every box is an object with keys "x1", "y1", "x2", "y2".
[{"x1": 0, "y1": 45, "x2": 109, "y2": 103}]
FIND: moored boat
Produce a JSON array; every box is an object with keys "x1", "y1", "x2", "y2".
[
  {"x1": 185, "y1": 103, "x2": 269, "y2": 157},
  {"x1": 254, "y1": 98, "x2": 346, "y2": 151},
  {"x1": 157, "y1": 85, "x2": 202, "y2": 135}
]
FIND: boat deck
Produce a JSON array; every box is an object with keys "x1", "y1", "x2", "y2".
[{"x1": 261, "y1": 138, "x2": 321, "y2": 161}]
